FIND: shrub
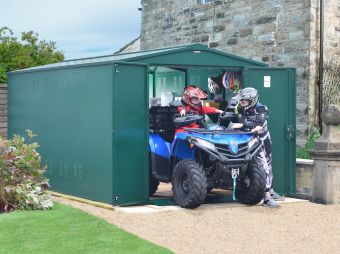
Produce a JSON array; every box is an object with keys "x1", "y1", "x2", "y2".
[
  {"x1": 296, "y1": 127, "x2": 320, "y2": 159},
  {"x1": 0, "y1": 130, "x2": 53, "y2": 212}
]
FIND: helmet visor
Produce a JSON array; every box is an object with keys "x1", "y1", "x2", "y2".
[
  {"x1": 239, "y1": 99, "x2": 250, "y2": 107},
  {"x1": 190, "y1": 97, "x2": 200, "y2": 105}
]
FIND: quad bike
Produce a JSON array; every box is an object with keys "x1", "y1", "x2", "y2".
[{"x1": 148, "y1": 103, "x2": 266, "y2": 209}]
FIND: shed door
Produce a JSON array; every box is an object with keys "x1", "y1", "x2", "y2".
[
  {"x1": 113, "y1": 62, "x2": 149, "y2": 206},
  {"x1": 243, "y1": 68, "x2": 296, "y2": 195}
]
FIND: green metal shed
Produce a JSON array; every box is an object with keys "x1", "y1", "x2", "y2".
[{"x1": 8, "y1": 43, "x2": 296, "y2": 206}]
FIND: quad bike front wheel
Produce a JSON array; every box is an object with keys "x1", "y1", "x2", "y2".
[
  {"x1": 172, "y1": 159, "x2": 207, "y2": 209},
  {"x1": 236, "y1": 160, "x2": 266, "y2": 205}
]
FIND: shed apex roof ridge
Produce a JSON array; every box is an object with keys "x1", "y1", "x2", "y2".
[
  {"x1": 8, "y1": 43, "x2": 267, "y2": 74},
  {"x1": 61, "y1": 43, "x2": 207, "y2": 63}
]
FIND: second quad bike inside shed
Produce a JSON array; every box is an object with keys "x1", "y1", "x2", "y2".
[{"x1": 149, "y1": 104, "x2": 266, "y2": 209}]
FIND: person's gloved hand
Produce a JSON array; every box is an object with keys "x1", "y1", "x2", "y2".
[
  {"x1": 251, "y1": 126, "x2": 263, "y2": 133},
  {"x1": 180, "y1": 110, "x2": 186, "y2": 116},
  {"x1": 216, "y1": 109, "x2": 224, "y2": 114},
  {"x1": 231, "y1": 123, "x2": 243, "y2": 129}
]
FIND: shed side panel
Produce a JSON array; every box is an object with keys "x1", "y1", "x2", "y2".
[{"x1": 8, "y1": 64, "x2": 114, "y2": 204}]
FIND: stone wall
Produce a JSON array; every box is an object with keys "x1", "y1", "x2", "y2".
[
  {"x1": 140, "y1": 0, "x2": 340, "y2": 146},
  {"x1": 296, "y1": 159, "x2": 314, "y2": 199},
  {"x1": 324, "y1": 0, "x2": 340, "y2": 62},
  {"x1": 0, "y1": 84, "x2": 7, "y2": 139}
]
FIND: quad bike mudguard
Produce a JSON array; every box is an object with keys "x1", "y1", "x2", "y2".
[
  {"x1": 149, "y1": 132, "x2": 197, "y2": 182},
  {"x1": 149, "y1": 133, "x2": 171, "y2": 182}
]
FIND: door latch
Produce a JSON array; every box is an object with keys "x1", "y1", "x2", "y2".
[
  {"x1": 286, "y1": 125, "x2": 295, "y2": 140},
  {"x1": 113, "y1": 196, "x2": 119, "y2": 205},
  {"x1": 114, "y1": 64, "x2": 119, "y2": 73}
]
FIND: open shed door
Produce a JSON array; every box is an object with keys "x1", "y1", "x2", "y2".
[
  {"x1": 113, "y1": 62, "x2": 149, "y2": 206},
  {"x1": 243, "y1": 67, "x2": 296, "y2": 195}
]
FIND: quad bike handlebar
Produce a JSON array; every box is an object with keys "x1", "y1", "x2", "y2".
[
  {"x1": 173, "y1": 113, "x2": 205, "y2": 128},
  {"x1": 173, "y1": 109, "x2": 260, "y2": 134},
  {"x1": 217, "y1": 111, "x2": 238, "y2": 127}
]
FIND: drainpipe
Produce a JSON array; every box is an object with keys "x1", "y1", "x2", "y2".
[{"x1": 318, "y1": 0, "x2": 324, "y2": 133}]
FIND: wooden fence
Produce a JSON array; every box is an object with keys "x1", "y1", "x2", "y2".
[{"x1": 0, "y1": 84, "x2": 7, "y2": 139}]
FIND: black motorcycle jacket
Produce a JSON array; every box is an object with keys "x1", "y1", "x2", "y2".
[{"x1": 236, "y1": 102, "x2": 269, "y2": 138}]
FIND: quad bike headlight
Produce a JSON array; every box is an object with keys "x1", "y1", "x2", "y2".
[
  {"x1": 196, "y1": 138, "x2": 216, "y2": 151},
  {"x1": 248, "y1": 137, "x2": 259, "y2": 149}
]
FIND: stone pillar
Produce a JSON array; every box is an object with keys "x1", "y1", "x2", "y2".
[{"x1": 310, "y1": 105, "x2": 340, "y2": 204}]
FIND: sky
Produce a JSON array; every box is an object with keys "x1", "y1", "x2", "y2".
[{"x1": 1, "y1": 0, "x2": 142, "y2": 59}]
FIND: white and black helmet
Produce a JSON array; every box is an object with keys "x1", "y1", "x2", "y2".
[
  {"x1": 208, "y1": 77, "x2": 221, "y2": 94},
  {"x1": 238, "y1": 87, "x2": 259, "y2": 110}
]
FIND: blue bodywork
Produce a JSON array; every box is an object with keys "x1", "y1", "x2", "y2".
[
  {"x1": 149, "y1": 125, "x2": 254, "y2": 164},
  {"x1": 149, "y1": 133, "x2": 171, "y2": 159},
  {"x1": 177, "y1": 131, "x2": 253, "y2": 155}
]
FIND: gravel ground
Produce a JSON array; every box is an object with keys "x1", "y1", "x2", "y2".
[{"x1": 53, "y1": 185, "x2": 340, "y2": 254}]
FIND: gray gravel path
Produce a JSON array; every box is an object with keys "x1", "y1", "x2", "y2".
[{"x1": 53, "y1": 186, "x2": 340, "y2": 254}]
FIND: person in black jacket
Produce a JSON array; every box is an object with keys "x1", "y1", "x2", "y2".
[{"x1": 232, "y1": 87, "x2": 284, "y2": 208}]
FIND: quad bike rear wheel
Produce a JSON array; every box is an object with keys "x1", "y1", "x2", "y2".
[
  {"x1": 172, "y1": 159, "x2": 207, "y2": 209},
  {"x1": 149, "y1": 174, "x2": 160, "y2": 196}
]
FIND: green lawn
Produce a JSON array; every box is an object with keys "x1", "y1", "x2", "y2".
[{"x1": 0, "y1": 203, "x2": 172, "y2": 254}]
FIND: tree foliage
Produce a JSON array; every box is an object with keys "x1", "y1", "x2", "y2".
[{"x1": 0, "y1": 27, "x2": 64, "y2": 83}]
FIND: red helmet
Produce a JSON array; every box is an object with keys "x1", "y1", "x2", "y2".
[{"x1": 182, "y1": 86, "x2": 208, "y2": 110}]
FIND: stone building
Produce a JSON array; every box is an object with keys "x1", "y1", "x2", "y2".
[{"x1": 140, "y1": 0, "x2": 340, "y2": 145}]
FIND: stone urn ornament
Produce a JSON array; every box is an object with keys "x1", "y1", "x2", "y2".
[{"x1": 322, "y1": 104, "x2": 340, "y2": 125}]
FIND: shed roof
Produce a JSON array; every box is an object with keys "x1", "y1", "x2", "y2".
[{"x1": 9, "y1": 43, "x2": 267, "y2": 74}]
